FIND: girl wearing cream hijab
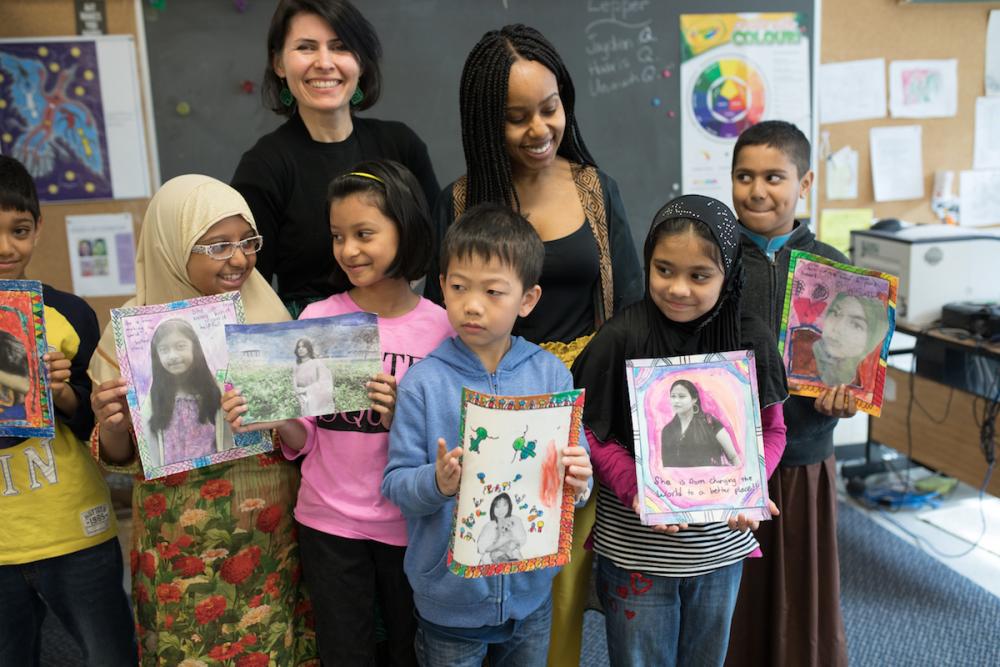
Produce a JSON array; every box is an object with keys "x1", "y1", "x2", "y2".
[{"x1": 89, "y1": 175, "x2": 317, "y2": 665}]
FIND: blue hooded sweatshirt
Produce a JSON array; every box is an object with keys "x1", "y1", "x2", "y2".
[{"x1": 382, "y1": 335, "x2": 588, "y2": 629}]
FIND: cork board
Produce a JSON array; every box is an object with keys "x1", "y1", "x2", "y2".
[
  {"x1": 0, "y1": 0, "x2": 154, "y2": 330},
  {"x1": 818, "y1": 0, "x2": 1000, "y2": 226}
]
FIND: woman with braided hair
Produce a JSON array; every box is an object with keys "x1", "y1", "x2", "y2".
[{"x1": 424, "y1": 24, "x2": 643, "y2": 666}]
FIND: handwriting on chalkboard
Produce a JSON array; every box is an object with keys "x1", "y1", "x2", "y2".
[{"x1": 584, "y1": 0, "x2": 659, "y2": 97}]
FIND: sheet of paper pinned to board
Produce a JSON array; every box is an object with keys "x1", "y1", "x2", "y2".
[
  {"x1": 819, "y1": 58, "x2": 886, "y2": 124},
  {"x1": 825, "y1": 146, "x2": 859, "y2": 200},
  {"x1": 987, "y1": 10, "x2": 1000, "y2": 97},
  {"x1": 819, "y1": 208, "x2": 873, "y2": 255},
  {"x1": 888, "y1": 59, "x2": 957, "y2": 119},
  {"x1": 65, "y1": 213, "x2": 136, "y2": 297},
  {"x1": 973, "y1": 97, "x2": 1000, "y2": 170},
  {"x1": 870, "y1": 125, "x2": 924, "y2": 202},
  {"x1": 959, "y1": 170, "x2": 1000, "y2": 227}
]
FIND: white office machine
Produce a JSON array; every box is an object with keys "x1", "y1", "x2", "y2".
[{"x1": 850, "y1": 224, "x2": 1000, "y2": 327}]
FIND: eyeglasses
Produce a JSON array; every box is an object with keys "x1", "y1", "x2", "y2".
[{"x1": 190, "y1": 235, "x2": 263, "y2": 260}]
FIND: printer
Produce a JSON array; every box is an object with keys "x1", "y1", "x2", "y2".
[{"x1": 850, "y1": 224, "x2": 1000, "y2": 327}]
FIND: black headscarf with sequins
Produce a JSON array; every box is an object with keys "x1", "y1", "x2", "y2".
[{"x1": 571, "y1": 194, "x2": 787, "y2": 451}]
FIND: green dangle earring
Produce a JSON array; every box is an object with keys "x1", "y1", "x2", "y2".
[
  {"x1": 350, "y1": 86, "x2": 364, "y2": 107},
  {"x1": 279, "y1": 79, "x2": 294, "y2": 107}
]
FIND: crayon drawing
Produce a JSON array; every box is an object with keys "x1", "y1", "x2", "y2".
[
  {"x1": 224, "y1": 312, "x2": 381, "y2": 423},
  {"x1": 112, "y1": 292, "x2": 271, "y2": 479},
  {"x1": 448, "y1": 388, "x2": 584, "y2": 578},
  {"x1": 0, "y1": 280, "x2": 54, "y2": 438},
  {"x1": 626, "y1": 351, "x2": 769, "y2": 525},
  {"x1": 779, "y1": 250, "x2": 898, "y2": 416}
]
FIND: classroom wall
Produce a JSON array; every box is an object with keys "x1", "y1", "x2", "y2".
[
  {"x1": 818, "y1": 0, "x2": 1000, "y2": 224},
  {"x1": 0, "y1": 0, "x2": 155, "y2": 330}
]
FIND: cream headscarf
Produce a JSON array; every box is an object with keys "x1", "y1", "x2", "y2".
[{"x1": 90, "y1": 175, "x2": 290, "y2": 384}]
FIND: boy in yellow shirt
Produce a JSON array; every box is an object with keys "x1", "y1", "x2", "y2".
[{"x1": 0, "y1": 156, "x2": 136, "y2": 665}]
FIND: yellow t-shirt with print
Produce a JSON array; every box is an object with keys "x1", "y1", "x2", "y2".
[{"x1": 0, "y1": 287, "x2": 117, "y2": 565}]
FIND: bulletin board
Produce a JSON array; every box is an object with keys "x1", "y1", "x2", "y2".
[
  {"x1": 818, "y1": 0, "x2": 1000, "y2": 226},
  {"x1": 0, "y1": 0, "x2": 155, "y2": 330}
]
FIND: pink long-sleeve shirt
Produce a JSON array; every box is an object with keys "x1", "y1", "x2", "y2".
[{"x1": 282, "y1": 293, "x2": 453, "y2": 546}]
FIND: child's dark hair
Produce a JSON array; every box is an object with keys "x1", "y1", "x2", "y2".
[
  {"x1": 326, "y1": 159, "x2": 433, "y2": 292},
  {"x1": 460, "y1": 24, "x2": 595, "y2": 210},
  {"x1": 440, "y1": 203, "x2": 543, "y2": 290},
  {"x1": 148, "y1": 319, "x2": 220, "y2": 434},
  {"x1": 732, "y1": 120, "x2": 811, "y2": 179},
  {"x1": 0, "y1": 155, "x2": 40, "y2": 223},
  {"x1": 0, "y1": 330, "x2": 29, "y2": 404},
  {"x1": 263, "y1": 0, "x2": 382, "y2": 115}
]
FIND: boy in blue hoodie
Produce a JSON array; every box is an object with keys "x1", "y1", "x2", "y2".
[{"x1": 383, "y1": 203, "x2": 593, "y2": 666}]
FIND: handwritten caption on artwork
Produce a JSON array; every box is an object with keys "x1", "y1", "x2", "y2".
[{"x1": 652, "y1": 474, "x2": 759, "y2": 499}]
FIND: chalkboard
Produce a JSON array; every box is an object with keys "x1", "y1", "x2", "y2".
[{"x1": 144, "y1": 0, "x2": 816, "y2": 244}]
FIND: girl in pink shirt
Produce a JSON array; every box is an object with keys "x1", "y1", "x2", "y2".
[{"x1": 224, "y1": 160, "x2": 452, "y2": 666}]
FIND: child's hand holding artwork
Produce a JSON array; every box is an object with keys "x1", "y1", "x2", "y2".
[
  {"x1": 221, "y1": 386, "x2": 306, "y2": 449},
  {"x1": 43, "y1": 350, "x2": 76, "y2": 414},
  {"x1": 727, "y1": 498, "x2": 780, "y2": 532},
  {"x1": 633, "y1": 495, "x2": 689, "y2": 534},
  {"x1": 366, "y1": 372, "x2": 397, "y2": 429},
  {"x1": 91, "y1": 377, "x2": 135, "y2": 463},
  {"x1": 813, "y1": 384, "x2": 859, "y2": 418},
  {"x1": 435, "y1": 437, "x2": 463, "y2": 497},
  {"x1": 562, "y1": 445, "x2": 593, "y2": 501}
]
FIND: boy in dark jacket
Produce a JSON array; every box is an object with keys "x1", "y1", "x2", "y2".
[{"x1": 725, "y1": 121, "x2": 850, "y2": 667}]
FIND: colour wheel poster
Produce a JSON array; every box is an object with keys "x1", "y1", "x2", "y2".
[{"x1": 680, "y1": 13, "x2": 811, "y2": 205}]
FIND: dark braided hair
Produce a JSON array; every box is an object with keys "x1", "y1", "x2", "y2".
[{"x1": 459, "y1": 24, "x2": 596, "y2": 211}]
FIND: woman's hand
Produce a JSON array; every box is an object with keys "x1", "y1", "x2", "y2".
[
  {"x1": 367, "y1": 372, "x2": 397, "y2": 429},
  {"x1": 633, "y1": 495, "x2": 688, "y2": 534}
]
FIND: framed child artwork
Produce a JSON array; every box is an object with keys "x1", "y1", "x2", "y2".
[
  {"x1": 447, "y1": 388, "x2": 585, "y2": 578},
  {"x1": 224, "y1": 312, "x2": 381, "y2": 423},
  {"x1": 0, "y1": 280, "x2": 54, "y2": 438},
  {"x1": 779, "y1": 250, "x2": 898, "y2": 416},
  {"x1": 626, "y1": 351, "x2": 770, "y2": 525},
  {"x1": 111, "y1": 292, "x2": 271, "y2": 479}
]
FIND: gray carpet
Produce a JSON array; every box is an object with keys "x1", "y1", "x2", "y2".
[
  {"x1": 38, "y1": 500, "x2": 1000, "y2": 665},
  {"x1": 838, "y1": 500, "x2": 1000, "y2": 666}
]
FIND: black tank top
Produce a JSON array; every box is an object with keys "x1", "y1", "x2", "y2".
[{"x1": 513, "y1": 221, "x2": 600, "y2": 344}]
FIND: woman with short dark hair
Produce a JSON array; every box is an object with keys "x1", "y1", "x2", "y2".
[{"x1": 233, "y1": 0, "x2": 439, "y2": 316}]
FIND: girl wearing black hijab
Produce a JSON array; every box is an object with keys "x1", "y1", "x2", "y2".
[{"x1": 571, "y1": 194, "x2": 787, "y2": 667}]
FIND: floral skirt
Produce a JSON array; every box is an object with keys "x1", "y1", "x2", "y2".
[{"x1": 129, "y1": 452, "x2": 318, "y2": 666}]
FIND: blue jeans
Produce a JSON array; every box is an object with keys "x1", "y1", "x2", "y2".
[
  {"x1": 597, "y1": 555, "x2": 743, "y2": 667},
  {"x1": 0, "y1": 537, "x2": 136, "y2": 666},
  {"x1": 414, "y1": 596, "x2": 552, "y2": 667}
]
